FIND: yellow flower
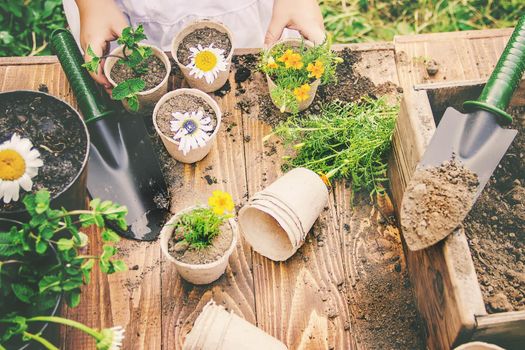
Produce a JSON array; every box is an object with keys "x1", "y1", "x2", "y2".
[
  {"x1": 208, "y1": 190, "x2": 234, "y2": 215},
  {"x1": 293, "y1": 84, "x2": 311, "y2": 102},
  {"x1": 267, "y1": 56, "x2": 278, "y2": 69},
  {"x1": 307, "y1": 60, "x2": 325, "y2": 79},
  {"x1": 278, "y1": 49, "x2": 303, "y2": 69}
]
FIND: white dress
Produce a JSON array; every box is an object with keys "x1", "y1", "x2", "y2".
[{"x1": 62, "y1": 0, "x2": 297, "y2": 50}]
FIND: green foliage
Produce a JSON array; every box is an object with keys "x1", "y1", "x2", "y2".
[
  {"x1": 272, "y1": 98, "x2": 398, "y2": 195},
  {"x1": 0, "y1": 189, "x2": 128, "y2": 346},
  {"x1": 260, "y1": 39, "x2": 341, "y2": 114},
  {"x1": 176, "y1": 208, "x2": 228, "y2": 249},
  {"x1": 320, "y1": 0, "x2": 521, "y2": 43},
  {"x1": 0, "y1": 0, "x2": 67, "y2": 57},
  {"x1": 82, "y1": 25, "x2": 151, "y2": 111}
]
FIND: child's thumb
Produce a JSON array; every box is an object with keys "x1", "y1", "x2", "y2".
[{"x1": 264, "y1": 16, "x2": 287, "y2": 47}]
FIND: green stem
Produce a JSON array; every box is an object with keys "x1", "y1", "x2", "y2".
[
  {"x1": 27, "y1": 316, "x2": 102, "y2": 341},
  {"x1": 22, "y1": 332, "x2": 59, "y2": 350}
]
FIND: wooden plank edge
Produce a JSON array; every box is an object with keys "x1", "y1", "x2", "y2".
[
  {"x1": 394, "y1": 28, "x2": 513, "y2": 44},
  {"x1": 472, "y1": 311, "x2": 525, "y2": 348}
]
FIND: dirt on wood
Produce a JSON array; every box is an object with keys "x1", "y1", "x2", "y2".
[
  {"x1": 155, "y1": 94, "x2": 217, "y2": 139},
  {"x1": 167, "y1": 221, "x2": 233, "y2": 264},
  {"x1": 176, "y1": 27, "x2": 232, "y2": 66},
  {"x1": 110, "y1": 55, "x2": 166, "y2": 91},
  {"x1": 0, "y1": 93, "x2": 88, "y2": 212},
  {"x1": 465, "y1": 107, "x2": 525, "y2": 313},
  {"x1": 231, "y1": 49, "x2": 399, "y2": 127},
  {"x1": 400, "y1": 160, "x2": 479, "y2": 251}
]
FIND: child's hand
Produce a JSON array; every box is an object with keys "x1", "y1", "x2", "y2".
[
  {"x1": 265, "y1": 0, "x2": 325, "y2": 46},
  {"x1": 77, "y1": 0, "x2": 128, "y2": 91}
]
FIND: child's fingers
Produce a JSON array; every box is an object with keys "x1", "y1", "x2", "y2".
[
  {"x1": 83, "y1": 39, "x2": 112, "y2": 89},
  {"x1": 297, "y1": 25, "x2": 326, "y2": 45},
  {"x1": 264, "y1": 16, "x2": 287, "y2": 47}
]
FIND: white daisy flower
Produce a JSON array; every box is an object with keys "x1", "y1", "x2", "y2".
[
  {"x1": 170, "y1": 110, "x2": 213, "y2": 155},
  {"x1": 187, "y1": 44, "x2": 228, "y2": 84},
  {"x1": 0, "y1": 133, "x2": 43, "y2": 203},
  {"x1": 96, "y1": 326, "x2": 125, "y2": 350}
]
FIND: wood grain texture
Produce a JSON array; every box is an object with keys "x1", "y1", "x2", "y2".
[{"x1": 391, "y1": 28, "x2": 525, "y2": 350}]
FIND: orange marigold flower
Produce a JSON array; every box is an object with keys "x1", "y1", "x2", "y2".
[
  {"x1": 293, "y1": 84, "x2": 311, "y2": 102},
  {"x1": 307, "y1": 60, "x2": 325, "y2": 79},
  {"x1": 278, "y1": 49, "x2": 303, "y2": 69}
]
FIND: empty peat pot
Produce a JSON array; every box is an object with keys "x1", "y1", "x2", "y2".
[
  {"x1": 239, "y1": 168, "x2": 329, "y2": 261},
  {"x1": 183, "y1": 299, "x2": 288, "y2": 350},
  {"x1": 104, "y1": 43, "x2": 171, "y2": 113},
  {"x1": 171, "y1": 19, "x2": 234, "y2": 93},
  {"x1": 454, "y1": 342, "x2": 505, "y2": 350},
  {"x1": 153, "y1": 88, "x2": 222, "y2": 163},
  {"x1": 266, "y1": 38, "x2": 320, "y2": 113},
  {"x1": 160, "y1": 206, "x2": 238, "y2": 285},
  {"x1": 0, "y1": 90, "x2": 89, "y2": 231}
]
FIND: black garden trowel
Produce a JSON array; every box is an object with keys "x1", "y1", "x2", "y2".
[
  {"x1": 50, "y1": 29, "x2": 168, "y2": 241},
  {"x1": 402, "y1": 15, "x2": 525, "y2": 251}
]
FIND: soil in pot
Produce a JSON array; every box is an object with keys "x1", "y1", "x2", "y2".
[
  {"x1": 0, "y1": 93, "x2": 88, "y2": 212},
  {"x1": 464, "y1": 106, "x2": 525, "y2": 313},
  {"x1": 110, "y1": 55, "x2": 167, "y2": 90},
  {"x1": 400, "y1": 160, "x2": 479, "y2": 250},
  {"x1": 155, "y1": 94, "x2": 218, "y2": 140},
  {"x1": 167, "y1": 222, "x2": 233, "y2": 264},
  {"x1": 176, "y1": 27, "x2": 232, "y2": 66}
]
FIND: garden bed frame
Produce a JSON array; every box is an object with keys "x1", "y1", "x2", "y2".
[{"x1": 389, "y1": 79, "x2": 525, "y2": 350}]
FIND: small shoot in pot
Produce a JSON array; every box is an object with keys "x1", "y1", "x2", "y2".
[{"x1": 83, "y1": 25, "x2": 152, "y2": 112}]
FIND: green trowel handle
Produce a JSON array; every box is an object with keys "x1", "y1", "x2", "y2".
[
  {"x1": 50, "y1": 29, "x2": 114, "y2": 123},
  {"x1": 464, "y1": 15, "x2": 525, "y2": 124}
]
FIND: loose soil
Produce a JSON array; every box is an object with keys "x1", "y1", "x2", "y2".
[
  {"x1": 401, "y1": 160, "x2": 479, "y2": 251},
  {"x1": 465, "y1": 107, "x2": 525, "y2": 313},
  {"x1": 232, "y1": 49, "x2": 399, "y2": 128},
  {"x1": 0, "y1": 92, "x2": 88, "y2": 212},
  {"x1": 168, "y1": 221, "x2": 233, "y2": 264},
  {"x1": 155, "y1": 94, "x2": 217, "y2": 140},
  {"x1": 177, "y1": 27, "x2": 232, "y2": 66},
  {"x1": 110, "y1": 55, "x2": 166, "y2": 91}
]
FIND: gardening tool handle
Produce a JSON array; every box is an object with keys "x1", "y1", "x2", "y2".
[
  {"x1": 50, "y1": 29, "x2": 114, "y2": 123},
  {"x1": 464, "y1": 15, "x2": 525, "y2": 124}
]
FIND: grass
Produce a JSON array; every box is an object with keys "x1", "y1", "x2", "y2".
[
  {"x1": 0, "y1": 1, "x2": 521, "y2": 56},
  {"x1": 321, "y1": 0, "x2": 521, "y2": 43}
]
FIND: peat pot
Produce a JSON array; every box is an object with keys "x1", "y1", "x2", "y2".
[
  {"x1": 183, "y1": 299, "x2": 288, "y2": 350},
  {"x1": 171, "y1": 19, "x2": 234, "y2": 93},
  {"x1": 239, "y1": 168, "x2": 329, "y2": 261},
  {"x1": 153, "y1": 88, "x2": 222, "y2": 164},
  {"x1": 160, "y1": 206, "x2": 238, "y2": 285},
  {"x1": 0, "y1": 90, "x2": 90, "y2": 231},
  {"x1": 266, "y1": 38, "x2": 320, "y2": 113},
  {"x1": 104, "y1": 44, "x2": 171, "y2": 113}
]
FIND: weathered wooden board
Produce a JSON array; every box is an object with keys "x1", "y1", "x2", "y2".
[
  {"x1": 1, "y1": 42, "x2": 422, "y2": 350},
  {"x1": 391, "y1": 28, "x2": 525, "y2": 350}
]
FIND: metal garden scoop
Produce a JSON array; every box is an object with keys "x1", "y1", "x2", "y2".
[
  {"x1": 50, "y1": 29, "x2": 168, "y2": 241},
  {"x1": 401, "y1": 15, "x2": 525, "y2": 251}
]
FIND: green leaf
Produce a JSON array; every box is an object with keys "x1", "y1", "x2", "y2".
[
  {"x1": 112, "y1": 78, "x2": 145, "y2": 101},
  {"x1": 126, "y1": 95, "x2": 140, "y2": 112},
  {"x1": 112, "y1": 260, "x2": 127, "y2": 272},
  {"x1": 35, "y1": 239, "x2": 48, "y2": 254},
  {"x1": 38, "y1": 275, "x2": 61, "y2": 293},
  {"x1": 56, "y1": 238, "x2": 74, "y2": 251},
  {"x1": 34, "y1": 190, "x2": 50, "y2": 214},
  {"x1": 66, "y1": 288, "x2": 81, "y2": 308},
  {"x1": 11, "y1": 284, "x2": 34, "y2": 303},
  {"x1": 82, "y1": 45, "x2": 101, "y2": 73},
  {"x1": 101, "y1": 229, "x2": 120, "y2": 243}
]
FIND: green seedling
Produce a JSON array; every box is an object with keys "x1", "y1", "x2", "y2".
[{"x1": 83, "y1": 24, "x2": 152, "y2": 111}]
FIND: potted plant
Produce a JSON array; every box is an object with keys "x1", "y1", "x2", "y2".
[
  {"x1": 260, "y1": 37, "x2": 341, "y2": 114},
  {"x1": 152, "y1": 88, "x2": 221, "y2": 164},
  {"x1": 171, "y1": 19, "x2": 234, "y2": 93},
  {"x1": 0, "y1": 189, "x2": 128, "y2": 349},
  {"x1": 0, "y1": 90, "x2": 90, "y2": 230},
  {"x1": 84, "y1": 24, "x2": 171, "y2": 113},
  {"x1": 160, "y1": 190, "x2": 237, "y2": 285}
]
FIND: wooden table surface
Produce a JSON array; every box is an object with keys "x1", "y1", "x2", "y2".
[{"x1": 0, "y1": 28, "x2": 516, "y2": 350}]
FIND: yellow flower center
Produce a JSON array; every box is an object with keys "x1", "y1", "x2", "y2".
[
  {"x1": 0, "y1": 149, "x2": 26, "y2": 180},
  {"x1": 195, "y1": 50, "x2": 218, "y2": 72}
]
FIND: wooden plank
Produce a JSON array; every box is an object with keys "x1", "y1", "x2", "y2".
[
  {"x1": 0, "y1": 62, "x2": 163, "y2": 350},
  {"x1": 239, "y1": 64, "x2": 357, "y2": 349},
  {"x1": 473, "y1": 311, "x2": 525, "y2": 349},
  {"x1": 160, "y1": 70, "x2": 255, "y2": 349}
]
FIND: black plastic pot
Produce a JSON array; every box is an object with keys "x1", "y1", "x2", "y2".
[{"x1": 0, "y1": 90, "x2": 90, "y2": 231}]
